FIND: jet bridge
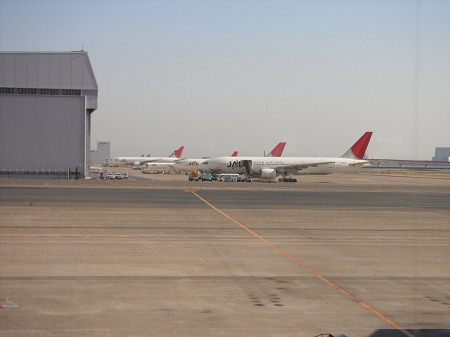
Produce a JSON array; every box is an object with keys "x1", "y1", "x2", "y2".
[{"x1": 241, "y1": 160, "x2": 253, "y2": 179}]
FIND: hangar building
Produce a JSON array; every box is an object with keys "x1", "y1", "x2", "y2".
[{"x1": 0, "y1": 51, "x2": 98, "y2": 178}]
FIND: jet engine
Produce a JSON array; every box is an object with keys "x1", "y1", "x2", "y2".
[
  {"x1": 133, "y1": 161, "x2": 141, "y2": 167},
  {"x1": 260, "y1": 168, "x2": 276, "y2": 179}
]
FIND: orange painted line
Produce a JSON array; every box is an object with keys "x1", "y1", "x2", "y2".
[{"x1": 191, "y1": 191, "x2": 414, "y2": 337}]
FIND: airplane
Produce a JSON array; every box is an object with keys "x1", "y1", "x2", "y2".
[
  {"x1": 199, "y1": 132, "x2": 373, "y2": 179},
  {"x1": 174, "y1": 142, "x2": 287, "y2": 172},
  {"x1": 108, "y1": 146, "x2": 184, "y2": 167}
]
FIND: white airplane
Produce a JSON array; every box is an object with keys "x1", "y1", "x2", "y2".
[
  {"x1": 199, "y1": 132, "x2": 373, "y2": 179},
  {"x1": 174, "y1": 142, "x2": 287, "y2": 172},
  {"x1": 108, "y1": 146, "x2": 184, "y2": 167}
]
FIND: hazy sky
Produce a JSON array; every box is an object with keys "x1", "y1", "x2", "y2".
[{"x1": 1, "y1": 0, "x2": 449, "y2": 159}]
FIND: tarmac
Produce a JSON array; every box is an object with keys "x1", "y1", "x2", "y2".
[{"x1": 0, "y1": 170, "x2": 449, "y2": 337}]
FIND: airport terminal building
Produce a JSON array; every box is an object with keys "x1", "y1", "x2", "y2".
[
  {"x1": 432, "y1": 147, "x2": 450, "y2": 162},
  {"x1": 90, "y1": 141, "x2": 110, "y2": 165},
  {"x1": 0, "y1": 51, "x2": 98, "y2": 178}
]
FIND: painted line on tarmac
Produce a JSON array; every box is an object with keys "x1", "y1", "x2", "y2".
[{"x1": 191, "y1": 190, "x2": 415, "y2": 337}]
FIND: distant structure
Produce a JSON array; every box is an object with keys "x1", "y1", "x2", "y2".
[
  {"x1": 432, "y1": 147, "x2": 450, "y2": 162},
  {"x1": 90, "y1": 141, "x2": 110, "y2": 165},
  {"x1": 370, "y1": 146, "x2": 450, "y2": 169},
  {"x1": 0, "y1": 51, "x2": 98, "y2": 178}
]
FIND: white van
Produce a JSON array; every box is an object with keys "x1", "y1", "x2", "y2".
[{"x1": 89, "y1": 167, "x2": 103, "y2": 174}]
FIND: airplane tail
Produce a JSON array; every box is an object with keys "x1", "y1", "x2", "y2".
[
  {"x1": 231, "y1": 151, "x2": 238, "y2": 157},
  {"x1": 169, "y1": 146, "x2": 184, "y2": 158},
  {"x1": 341, "y1": 132, "x2": 373, "y2": 160},
  {"x1": 266, "y1": 142, "x2": 286, "y2": 157}
]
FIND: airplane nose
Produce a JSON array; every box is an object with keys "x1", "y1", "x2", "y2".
[{"x1": 199, "y1": 162, "x2": 210, "y2": 172}]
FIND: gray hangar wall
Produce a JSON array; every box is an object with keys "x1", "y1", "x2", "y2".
[
  {"x1": 0, "y1": 51, "x2": 98, "y2": 177},
  {"x1": 0, "y1": 95, "x2": 86, "y2": 171}
]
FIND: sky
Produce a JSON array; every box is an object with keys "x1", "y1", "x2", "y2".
[{"x1": 1, "y1": 0, "x2": 449, "y2": 160}]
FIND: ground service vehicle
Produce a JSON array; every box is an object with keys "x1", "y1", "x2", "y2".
[
  {"x1": 188, "y1": 169, "x2": 201, "y2": 181},
  {"x1": 218, "y1": 174, "x2": 239, "y2": 182},
  {"x1": 201, "y1": 173, "x2": 213, "y2": 181}
]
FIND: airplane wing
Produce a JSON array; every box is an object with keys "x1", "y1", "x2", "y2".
[
  {"x1": 348, "y1": 160, "x2": 369, "y2": 167},
  {"x1": 139, "y1": 158, "x2": 182, "y2": 165},
  {"x1": 138, "y1": 158, "x2": 164, "y2": 164},
  {"x1": 275, "y1": 162, "x2": 335, "y2": 174}
]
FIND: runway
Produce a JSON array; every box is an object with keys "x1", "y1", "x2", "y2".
[{"x1": 0, "y1": 173, "x2": 449, "y2": 337}]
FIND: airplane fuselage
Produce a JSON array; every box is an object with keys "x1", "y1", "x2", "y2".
[
  {"x1": 108, "y1": 157, "x2": 180, "y2": 166},
  {"x1": 200, "y1": 156, "x2": 369, "y2": 176}
]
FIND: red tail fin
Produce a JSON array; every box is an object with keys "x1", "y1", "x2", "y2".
[
  {"x1": 342, "y1": 132, "x2": 373, "y2": 159},
  {"x1": 174, "y1": 146, "x2": 184, "y2": 158},
  {"x1": 231, "y1": 151, "x2": 238, "y2": 157},
  {"x1": 267, "y1": 142, "x2": 286, "y2": 157},
  {"x1": 169, "y1": 146, "x2": 184, "y2": 158}
]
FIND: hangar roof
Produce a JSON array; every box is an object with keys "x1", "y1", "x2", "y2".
[{"x1": 0, "y1": 51, "x2": 98, "y2": 91}]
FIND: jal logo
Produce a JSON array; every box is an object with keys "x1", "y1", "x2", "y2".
[
  {"x1": 227, "y1": 160, "x2": 242, "y2": 168},
  {"x1": 188, "y1": 161, "x2": 198, "y2": 166}
]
